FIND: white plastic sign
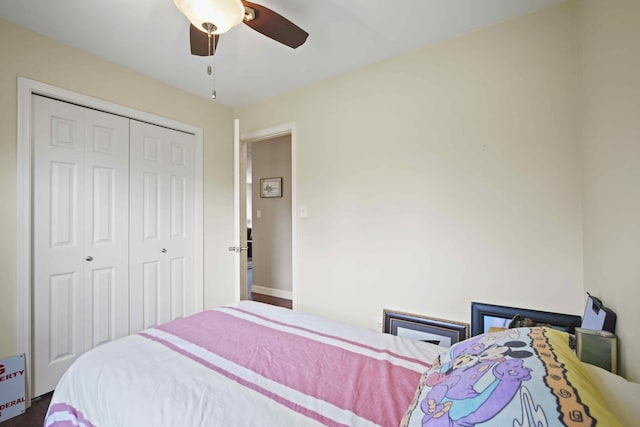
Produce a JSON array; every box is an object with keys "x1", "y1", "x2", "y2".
[{"x1": 0, "y1": 355, "x2": 26, "y2": 422}]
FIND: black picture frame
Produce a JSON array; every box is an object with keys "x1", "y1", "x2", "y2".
[
  {"x1": 383, "y1": 309, "x2": 469, "y2": 349},
  {"x1": 470, "y1": 302, "x2": 581, "y2": 337}
]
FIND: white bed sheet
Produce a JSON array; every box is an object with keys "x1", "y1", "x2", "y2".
[{"x1": 582, "y1": 362, "x2": 640, "y2": 427}]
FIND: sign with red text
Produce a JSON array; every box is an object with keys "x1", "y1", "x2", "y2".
[{"x1": 0, "y1": 355, "x2": 26, "y2": 422}]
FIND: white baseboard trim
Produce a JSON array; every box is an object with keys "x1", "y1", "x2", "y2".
[{"x1": 251, "y1": 285, "x2": 292, "y2": 300}]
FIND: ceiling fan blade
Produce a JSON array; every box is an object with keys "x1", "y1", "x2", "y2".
[
  {"x1": 241, "y1": 1, "x2": 308, "y2": 49},
  {"x1": 189, "y1": 24, "x2": 220, "y2": 56}
]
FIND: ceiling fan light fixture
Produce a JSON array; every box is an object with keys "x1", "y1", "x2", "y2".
[{"x1": 174, "y1": 0, "x2": 245, "y2": 34}]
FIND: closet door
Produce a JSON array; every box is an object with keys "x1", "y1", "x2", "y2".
[
  {"x1": 129, "y1": 120, "x2": 196, "y2": 333},
  {"x1": 82, "y1": 108, "x2": 130, "y2": 349},
  {"x1": 32, "y1": 96, "x2": 130, "y2": 396}
]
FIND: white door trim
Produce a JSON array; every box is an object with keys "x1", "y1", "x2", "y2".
[
  {"x1": 16, "y1": 77, "x2": 204, "y2": 395},
  {"x1": 239, "y1": 122, "x2": 297, "y2": 307}
]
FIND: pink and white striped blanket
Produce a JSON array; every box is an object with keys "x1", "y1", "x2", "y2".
[{"x1": 44, "y1": 301, "x2": 441, "y2": 427}]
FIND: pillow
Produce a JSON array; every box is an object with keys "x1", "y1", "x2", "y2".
[
  {"x1": 400, "y1": 327, "x2": 621, "y2": 426},
  {"x1": 582, "y1": 362, "x2": 640, "y2": 426}
]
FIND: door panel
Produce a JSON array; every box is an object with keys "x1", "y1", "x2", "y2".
[
  {"x1": 171, "y1": 176, "x2": 186, "y2": 239},
  {"x1": 91, "y1": 267, "x2": 115, "y2": 347},
  {"x1": 129, "y1": 120, "x2": 195, "y2": 332},
  {"x1": 33, "y1": 97, "x2": 86, "y2": 396},
  {"x1": 233, "y1": 119, "x2": 243, "y2": 300},
  {"x1": 33, "y1": 96, "x2": 129, "y2": 396},
  {"x1": 142, "y1": 172, "x2": 161, "y2": 240},
  {"x1": 48, "y1": 272, "x2": 77, "y2": 362},
  {"x1": 171, "y1": 257, "x2": 185, "y2": 319},
  {"x1": 143, "y1": 261, "x2": 160, "y2": 329},
  {"x1": 50, "y1": 162, "x2": 78, "y2": 247},
  {"x1": 91, "y1": 166, "x2": 115, "y2": 244},
  {"x1": 50, "y1": 116, "x2": 78, "y2": 149},
  {"x1": 82, "y1": 108, "x2": 130, "y2": 351}
]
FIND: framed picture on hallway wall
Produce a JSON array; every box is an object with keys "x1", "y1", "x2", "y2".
[
  {"x1": 383, "y1": 309, "x2": 469, "y2": 349},
  {"x1": 260, "y1": 177, "x2": 282, "y2": 198}
]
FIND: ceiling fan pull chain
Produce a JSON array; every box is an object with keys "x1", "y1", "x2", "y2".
[
  {"x1": 206, "y1": 25, "x2": 217, "y2": 99},
  {"x1": 208, "y1": 64, "x2": 217, "y2": 99}
]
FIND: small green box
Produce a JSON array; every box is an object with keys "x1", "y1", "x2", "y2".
[{"x1": 575, "y1": 327, "x2": 618, "y2": 374}]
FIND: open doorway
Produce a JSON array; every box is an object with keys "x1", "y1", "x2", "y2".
[{"x1": 243, "y1": 134, "x2": 293, "y2": 309}]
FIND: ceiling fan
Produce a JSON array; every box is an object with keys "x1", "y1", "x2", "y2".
[{"x1": 174, "y1": 0, "x2": 309, "y2": 56}]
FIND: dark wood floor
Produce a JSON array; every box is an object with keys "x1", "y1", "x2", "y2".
[
  {"x1": 4, "y1": 295, "x2": 290, "y2": 427},
  {"x1": 251, "y1": 292, "x2": 292, "y2": 309},
  {"x1": 1, "y1": 392, "x2": 51, "y2": 427}
]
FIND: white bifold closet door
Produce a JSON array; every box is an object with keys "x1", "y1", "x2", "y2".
[
  {"x1": 33, "y1": 95, "x2": 130, "y2": 396},
  {"x1": 32, "y1": 97, "x2": 198, "y2": 397},
  {"x1": 129, "y1": 120, "x2": 195, "y2": 333}
]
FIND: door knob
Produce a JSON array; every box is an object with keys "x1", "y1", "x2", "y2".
[
  {"x1": 228, "y1": 246, "x2": 249, "y2": 253},
  {"x1": 85, "y1": 256, "x2": 93, "y2": 261}
]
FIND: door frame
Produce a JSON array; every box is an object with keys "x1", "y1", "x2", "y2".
[
  {"x1": 236, "y1": 122, "x2": 297, "y2": 306},
  {"x1": 16, "y1": 77, "x2": 204, "y2": 396}
]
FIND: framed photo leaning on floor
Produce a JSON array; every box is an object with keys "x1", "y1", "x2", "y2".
[{"x1": 383, "y1": 309, "x2": 469, "y2": 349}]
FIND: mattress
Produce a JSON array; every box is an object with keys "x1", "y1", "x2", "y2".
[{"x1": 44, "y1": 301, "x2": 634, "y2": 427}]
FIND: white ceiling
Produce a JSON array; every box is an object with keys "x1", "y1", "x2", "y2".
[{"x1": 0, "y1": 0, "x2": 564, "y2": 108}]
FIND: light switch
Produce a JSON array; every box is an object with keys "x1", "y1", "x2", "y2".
[
  {"x1": 299, "y1": 205, "x2": 307, "y2": 218},
  {"x1": 256, "y1": 209, "x2": 262, "y2": 218}
]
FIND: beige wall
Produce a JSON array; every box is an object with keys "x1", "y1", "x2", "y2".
[
  {"x1": 580, "y1": 0, "x2": 640, "y2": 382},
  {"x1": 0, "y1": 18, "x2": 235, "y2": 359},
  {"x1": 238, "y1": 2, "x2": 584, "y2": 330},
  {"x1": 251, "y1": 136, "x2": 293, "y2": 294},
  {"x1": 4, "y1": 0, "x2": 639, "y2": 384}
]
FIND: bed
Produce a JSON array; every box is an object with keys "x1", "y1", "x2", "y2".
[{"x1": 44, "y1": 301, "x2": 639, "y2": 427}]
